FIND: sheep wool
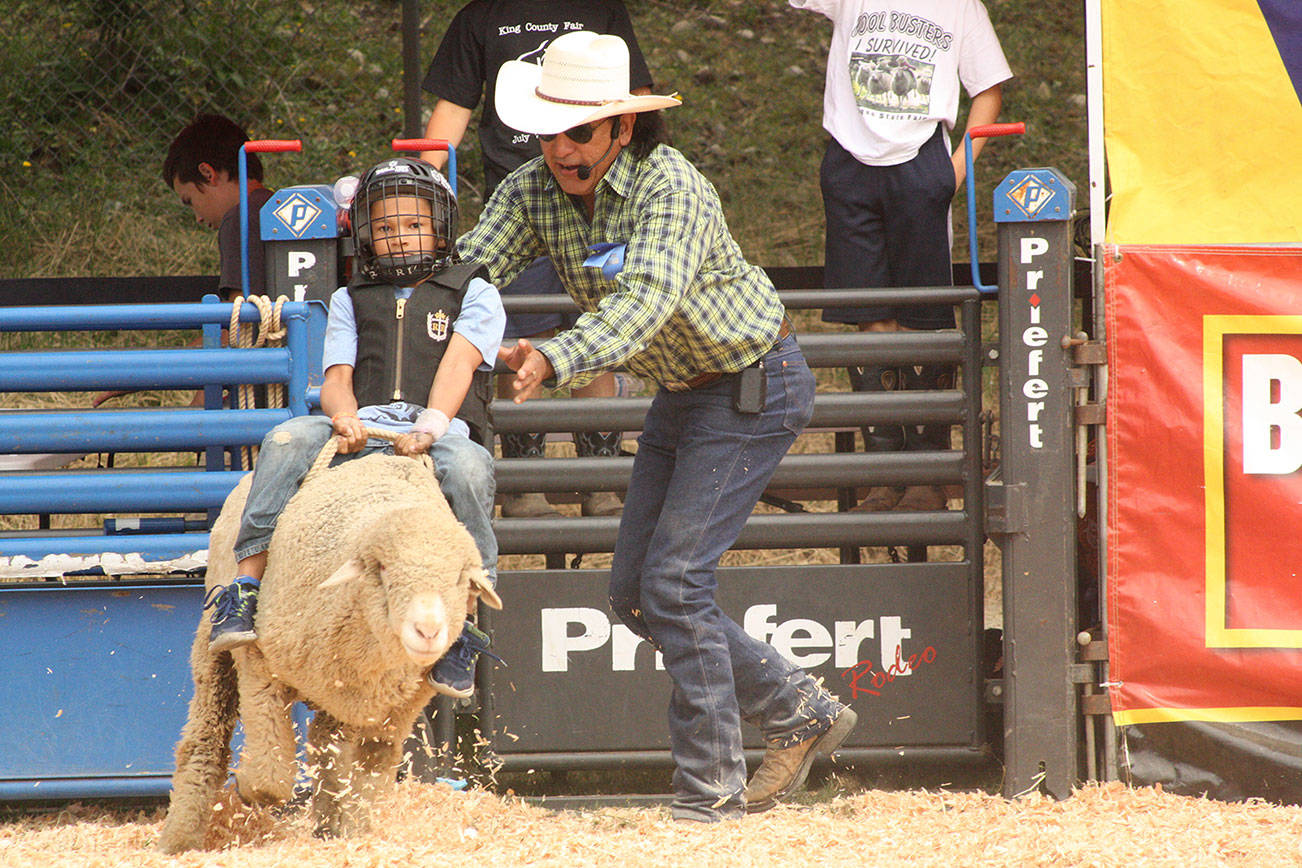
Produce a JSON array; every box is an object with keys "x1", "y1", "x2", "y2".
[{"x1": 158, "y1": 453, "x2": 500, "y2": 853}]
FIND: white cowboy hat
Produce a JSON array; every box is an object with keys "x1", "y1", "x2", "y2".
[{"x1": 495, "y1": 31, "x2": 681, "y2": 136}]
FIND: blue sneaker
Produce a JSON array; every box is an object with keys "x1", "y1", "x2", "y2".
[
  {"x1": 203, "y1": 577, "x2": 259, "y2": 652},
  {"x1": 428, "y1": 621, "x2": 503, "y2": 698}
]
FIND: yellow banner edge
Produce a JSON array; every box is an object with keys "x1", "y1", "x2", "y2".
[{"x1": 1114, "y1": 706, "x2": 1302, "y2": 727}]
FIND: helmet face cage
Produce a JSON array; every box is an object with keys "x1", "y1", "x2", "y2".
[{"x1": 351, "y1": 158, "x2": 458, "y2": 285}]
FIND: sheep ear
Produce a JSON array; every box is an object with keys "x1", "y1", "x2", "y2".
[
  {"x1": 467, "y1": 567, "x2": 502, "y2": 610},
  {"x1": 319, "y1": 558, "x2": 366, "y2": 589}
]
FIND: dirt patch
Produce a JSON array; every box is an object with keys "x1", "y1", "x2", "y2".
[{"x1": 3, "y1": 781, "x2": 1300, "y2": 867}]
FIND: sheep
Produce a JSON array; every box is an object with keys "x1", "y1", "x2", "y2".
[
  {"x1": 851, "y1": 60, "x2": 876, "y2": 101},
  {"x1": 867, "y1": 64, "x2": 892, "y2": 105},
  {"x1": 890, "y1": 59, "x2": 918, "y2": 108},
  {"x1": 157, "y1": 449, "x2": 501, "y2": 853}
]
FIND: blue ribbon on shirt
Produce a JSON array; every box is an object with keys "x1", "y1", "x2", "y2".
[{"x1": 583, "y1": 242, "x2": 627, "y2": 279}]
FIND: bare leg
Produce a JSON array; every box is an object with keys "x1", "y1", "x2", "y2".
[{"x1": 237, "y1": 551, "x2": 267, "y2": 582}]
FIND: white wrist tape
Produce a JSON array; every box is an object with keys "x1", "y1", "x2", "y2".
[{"x1": 411, "y1": 408, "x2": 450, "y2": 442}]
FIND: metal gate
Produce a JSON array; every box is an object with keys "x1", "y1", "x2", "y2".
[
  {"x1": 476, "y1": 284, "x2": 989, "y2": 772},
  {"x1": 0, "y1": 296, "x2": 324, "y2": 799},
  {"x1": 0, "y1": 165, "x2": 1085, "y2": 801}
]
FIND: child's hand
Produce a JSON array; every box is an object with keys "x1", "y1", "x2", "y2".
[
  {"x1": 394, "y1": 431, "x2": 434, "y2": 457},
  {"x1": 395, "y1": 409, "x2": 448, "y2": 456},
  {"x1": 331, "y1": 411, "x2": 368, "y2": 453}
]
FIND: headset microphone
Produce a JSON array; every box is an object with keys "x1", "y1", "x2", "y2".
[
  {"x1": 575, "y1": 117, "x2": 620, "y2": 181},
  {"x1": 575, "y1": 138, "x2": 613, "y2": 181}
]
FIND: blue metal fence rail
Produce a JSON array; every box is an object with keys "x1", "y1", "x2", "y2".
[
  {"x1": 0, "y1": 296, "x2": 321, "y2": 567},
  {"x1": 0, "y1": 295, "x2": 323, "y2": 800}
]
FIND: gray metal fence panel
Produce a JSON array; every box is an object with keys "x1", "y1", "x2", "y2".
[{"x1": 474, "y1": 288, "x2": 991, "y2": 764}]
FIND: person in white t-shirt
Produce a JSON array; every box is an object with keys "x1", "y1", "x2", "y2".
[{"x1": 791, "y1": 0, "x2": 1012, "y2": 512}]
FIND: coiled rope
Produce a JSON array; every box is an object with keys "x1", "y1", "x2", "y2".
[{"x1": 228, "y1": 294, "x2": 289, "y2": 467}]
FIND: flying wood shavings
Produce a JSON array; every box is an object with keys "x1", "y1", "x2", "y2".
[{"x1": 3, "y1": 781, "x2": 1302, "y2": 867}]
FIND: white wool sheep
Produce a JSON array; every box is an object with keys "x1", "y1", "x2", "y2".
[{"x1": 158, "y1": 451, "x2": 501, "y2": 853}]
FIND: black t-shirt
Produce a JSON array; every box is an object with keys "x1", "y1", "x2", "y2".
[{"x1": 423, "y1": 0, "x2": 652, "y2": 196}]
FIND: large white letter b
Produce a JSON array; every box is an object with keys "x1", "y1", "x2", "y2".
[{"x1": 1242, "y1": 354, "x2": 1302, "y2": 474}]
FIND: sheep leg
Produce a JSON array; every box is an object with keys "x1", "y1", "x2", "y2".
[
  {"x1": 305, "y1": 721, "x2": 403, "y2": 838},
  {"x1": 232, "y1": 665, "x2": 298, "y2": 806},
  {"x1": 305, "y1": 710, "x2": 351, "y2": 838},
  {"x1": 157, "y1": 627, "x2": 239, "y2": 854},
  {"x1": 332, "y1": 731, "x2": 407, "y2": 836}
]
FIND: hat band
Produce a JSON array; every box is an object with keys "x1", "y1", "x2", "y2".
[{"x1": 534, "y1": 86, "x2": 613, "y2": 107}]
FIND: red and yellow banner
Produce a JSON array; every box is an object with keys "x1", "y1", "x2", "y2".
[
  {"x1": 1106, "y1": 245, "x2": 1302, "y2": 725},
  {"x1": 1101, "y1": 0, "x2": 1302, "y2": 244}
]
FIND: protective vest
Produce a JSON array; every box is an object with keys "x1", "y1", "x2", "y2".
[{"x1": 347, "y1": 262, "x2": 493, "y2": 446}]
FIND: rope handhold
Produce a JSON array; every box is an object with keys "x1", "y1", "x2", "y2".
[{"x1": 303, "y1": 426, "x2": 433, "y2": 485}]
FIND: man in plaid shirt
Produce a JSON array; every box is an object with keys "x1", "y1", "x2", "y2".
[{"x1": 460, "y1": 31, "x2": 856, "y2": 823}]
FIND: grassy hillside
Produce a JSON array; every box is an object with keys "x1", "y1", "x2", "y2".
[{"x1": 0, "y1": 0, "x2": 1086, "y2": 280}]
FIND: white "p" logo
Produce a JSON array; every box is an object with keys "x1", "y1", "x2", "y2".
[{"x1": 287, "y1": 251, "x2": 317, "y2": 277}]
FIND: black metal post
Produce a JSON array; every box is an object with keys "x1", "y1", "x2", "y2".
[
  {"x1": 401, "y1": 0, "x2": 422, "y2": 139},
  {"x1": 990, "y1": 169, "x2": 1079, "y2": 798}
]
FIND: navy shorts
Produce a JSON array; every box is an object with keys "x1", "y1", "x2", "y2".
[
  {"x1": 501, "y1": 256, "x2": 579, "y2": 340},
  {"x1": 820, "y1": 125, "x2": 957, "y2": 330}
]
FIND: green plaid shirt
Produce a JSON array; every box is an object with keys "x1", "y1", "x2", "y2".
[{"x1": 456, "y1": 144, "x2": 786, "y2": 389}]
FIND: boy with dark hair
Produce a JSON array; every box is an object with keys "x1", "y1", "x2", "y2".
[
  {"x1": 96, "y1": 115, "x2": 275, "y2": 410},
  {"x1": 162, "y1": 113, "x2": 272, "y2": 300},
  {"x1": 203, "y1": 157, "x2": 506, "y2": 699}
]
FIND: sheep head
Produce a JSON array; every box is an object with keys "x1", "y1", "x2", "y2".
[{"x1": 318, "y1": 506, "x2": 497, "y2": 667}]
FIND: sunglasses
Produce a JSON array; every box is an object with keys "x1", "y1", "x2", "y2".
[{"x1": 537, "y1": 118, "x2": 613, "y2": 145}]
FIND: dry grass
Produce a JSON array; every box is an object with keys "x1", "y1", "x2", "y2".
[{"x1": 3, "y1": 780, "x2": 1300, "y2": 867}]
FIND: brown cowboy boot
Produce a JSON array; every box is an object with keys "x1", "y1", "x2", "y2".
[
  {"x1": 575, "y1": 430, "x2": 624, "y2": 516},
  {"x1": 500, "y1": 432, "x2": 561, "y2": 517},
  {"x1": 744, "y1": 706, "x2": 858, "y2": 813}
]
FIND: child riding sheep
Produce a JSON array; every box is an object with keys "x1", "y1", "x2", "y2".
[{"x1": 202, "y1": 156, "x2": 505, "y2": 699}]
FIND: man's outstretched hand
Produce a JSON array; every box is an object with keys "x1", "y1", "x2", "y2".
[{"x1": 497, "y1": 338, "x2": 554, "y2": 403}]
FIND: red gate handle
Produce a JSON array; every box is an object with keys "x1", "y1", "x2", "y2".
[
  {"x1": 243, "y1": 139, "x2": 302, "y2": 153},
  {"x1": 392, "y1": 139, "x2": 450, "y2": 152},
  {"x1": 967, "y1": 122, "x2": 1025, "y2": 140},
  {"x1": 391, "y1": 140, "x2": 458, "y2": 196}
]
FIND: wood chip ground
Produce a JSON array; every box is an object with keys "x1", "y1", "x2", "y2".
[{"x1": 4, "y1": 781, "x2": 1301, "y2": 866}]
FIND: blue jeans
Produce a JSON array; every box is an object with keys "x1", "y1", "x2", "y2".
[
  {"x1": 233, "y1": 415, "x2": 498, "y2": 584},
  {"x1": 608, "y1": 335, "x2": 843, "y2": 821}
]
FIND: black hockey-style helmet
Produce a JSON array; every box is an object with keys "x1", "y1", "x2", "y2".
[{"x1": 350, "y1": 157, "x2": 458, "y2": 285}]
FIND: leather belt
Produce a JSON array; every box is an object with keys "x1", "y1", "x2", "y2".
[{"x1": 666, "y1": 319, "x2": 793, "y2": 392}]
